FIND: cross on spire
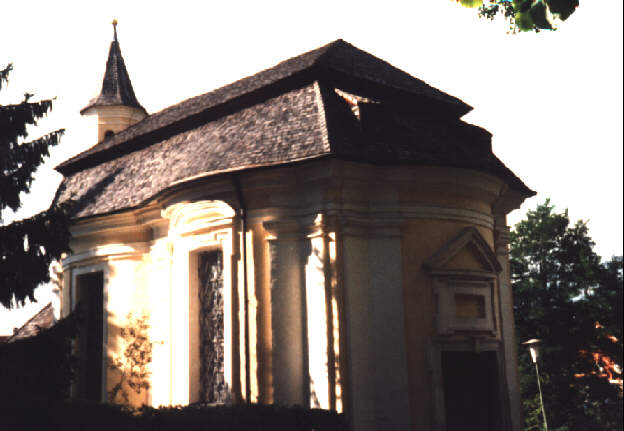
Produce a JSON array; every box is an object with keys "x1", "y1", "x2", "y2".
[{"x1": 112, "y1": 19, "x2": 118, "y2": 41}]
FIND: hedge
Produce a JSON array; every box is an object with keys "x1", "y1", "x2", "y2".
[
  {"x1": 0, "y1": 309, "x2": 347, "y2": 430},
  {"x1": 0, "y1": 309, "x2": 79, "y2": 404},
  {"x1": 1, "y1": 401, "x2": 348, "y2": 431}
]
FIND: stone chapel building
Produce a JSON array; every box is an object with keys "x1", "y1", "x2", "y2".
[{"x1": 55, "y1": 25, "x2": 535, "y2": 431}]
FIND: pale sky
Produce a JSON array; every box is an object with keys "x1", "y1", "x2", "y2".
[{"x1": 1, "y1": 0, "x2": 622, "y2": 334}]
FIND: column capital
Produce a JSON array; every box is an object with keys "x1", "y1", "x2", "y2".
[{"x1": 262, "y1": 214, "x2": 325, "y2": 240}]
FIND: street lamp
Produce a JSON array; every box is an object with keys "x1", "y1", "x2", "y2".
[{"x1": 523, "y1": 338, "x2": 548, "y2": 431}]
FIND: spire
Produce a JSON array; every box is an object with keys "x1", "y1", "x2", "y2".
[{"x1": 80, "y1": 20, "x2": 146, "y2": 115}]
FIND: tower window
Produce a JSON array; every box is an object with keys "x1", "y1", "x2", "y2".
[{"x1": 104, "y1": 130, "x2": 115, "y2": 140}]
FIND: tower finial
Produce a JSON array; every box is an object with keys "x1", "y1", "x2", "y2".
[{"x1": 112, "y1": 19, "x2": 118, "y2": 41}]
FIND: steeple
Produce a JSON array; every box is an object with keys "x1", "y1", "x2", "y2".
[{"x1": 81, "y1": 20, "x2": 147, "y2": 143}]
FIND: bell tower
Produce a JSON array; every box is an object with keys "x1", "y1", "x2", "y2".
[{"x1": 81, "y1": 20, "x2": 147, "y2": 143}]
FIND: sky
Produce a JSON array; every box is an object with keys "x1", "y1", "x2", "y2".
[{"x1": 1, "y1": 0, "x2": 622, "y2": 334}]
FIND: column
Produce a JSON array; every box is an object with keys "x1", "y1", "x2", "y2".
[{"x1": 263, "y1": 220, "x2": 310, "y2": 406}]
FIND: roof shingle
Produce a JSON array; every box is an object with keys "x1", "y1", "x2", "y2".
[{"x1": 58, "y1": 40, "x2": 470, "y2": 175}]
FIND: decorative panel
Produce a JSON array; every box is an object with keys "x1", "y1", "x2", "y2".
[{"x1": 198, "y1": 250, "x2": 226, "y2": 403}]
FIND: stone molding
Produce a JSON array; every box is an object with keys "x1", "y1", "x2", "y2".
[
  {"x1": 70, "y1": 211, "x2": 149, "y2": 241},
  {"x1": 251, "y1": 204, "x2": 494, "y2": 234},
  {"x1": 163, "y1": 200, "x2": 236, "y2": 237},
  {"x1": 432, "y1": 278, "x2": 497, "y2": 336},
  {"x1": 62, "y1": 242, "x2": 148, "y2": 270},
  {"x1": 423, "y1": 226, "x2": 502, "y2": 274},
  {"x1": 423, "y1": 227, "x2": 501, "y2": 338}
]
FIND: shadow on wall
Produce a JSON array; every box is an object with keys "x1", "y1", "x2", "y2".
[{"x1": 106, "y1": 310, "x2": 155, "y2": 407}]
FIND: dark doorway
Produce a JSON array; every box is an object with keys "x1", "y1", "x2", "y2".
[
  {"x1": 76, "y1": 272, "x2": 104, "y2": 401},
  {"x1": 441, "y1": 350, "x2": 503, "y2": 431},
  {"x1": 198, "y1": 250, "x2": 226, "y2": 403}
]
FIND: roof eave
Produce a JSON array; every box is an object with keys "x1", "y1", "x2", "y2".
[{"x1": 79, "y1": 101, "x2": 148, "y2": 116}]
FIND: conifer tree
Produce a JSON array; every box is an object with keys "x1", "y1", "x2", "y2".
[{"x1": 0, "y1": 63, "x2": 71, "y2": 308}]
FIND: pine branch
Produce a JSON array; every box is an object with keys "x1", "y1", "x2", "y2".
[
  {"x1": 0, "y1": 64, "x2": 12, "y2": 91},
  {"x1": 0, "y1": 201, "x2": 72, "y2": 308},
  {"x1": 0, "y1": 98, "x2": 55, "y2": 147},
  {"x1": 0, "y1": 129, "x2": 65, "y2": 212},
  {"x1": 0, "y1": 64, "x2": 72, "y2": 311}
]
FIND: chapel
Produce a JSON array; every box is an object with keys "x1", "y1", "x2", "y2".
[{"x1": 56, "y1": 23, "x2": 535, "y2": 431}]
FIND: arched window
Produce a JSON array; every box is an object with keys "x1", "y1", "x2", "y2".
[
  {"x1": 162, "y1": 200, "x2": 236, "y2": 405},
  {"x1": 104, "y1": 130, "x2": 115, "y2": 140}
]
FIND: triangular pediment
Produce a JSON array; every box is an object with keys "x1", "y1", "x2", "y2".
[{"x1": 423, "y1": 227, "x2": 501, "y2": 274}]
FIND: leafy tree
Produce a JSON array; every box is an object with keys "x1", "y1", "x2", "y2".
[
  {"x1": 511, "y1": 200, "x2": 623, "y2": 430},
  {"x1": 456, "y1": 0, "x2": 580, "y2": 32},
  {"x1": 0, "y1": 63, "x2": 72, "y2": 308}
]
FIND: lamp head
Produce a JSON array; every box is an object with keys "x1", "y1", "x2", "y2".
[{"x1": 522, "y1": 338, "x2": 542, "y2": 363}]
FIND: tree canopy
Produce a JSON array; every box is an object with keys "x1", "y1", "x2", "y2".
[
  {"x1": 0, "y1": 64, "x2": 71, "y2": 308},
  {"x1": 456, "y1": 0, "x2": 580, "y2": 32},
  {"x1": 511, "y1": 200, "x2": 622, "y2": 430}
]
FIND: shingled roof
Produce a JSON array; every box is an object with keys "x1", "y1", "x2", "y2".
[
  {"x1": 58, "y1": 40, "x2": 471, "y2": 174},
  {"x1": 80, "y1": 23, "x2": 146, "y2": 116},
  {"x1": 55, "y1": 40, "x2": 534, "y2": 218}
]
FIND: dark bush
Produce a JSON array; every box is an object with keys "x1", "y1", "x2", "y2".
[
  {"x1": 140, "y1": 403, "x2": 348, "y2": 431},
  {"x1": 0, "y1": 309, "x2": 79, "y2": 404},
  {"x1": 1, "y1": 401, "x2": 348, "y2": 431},
  {"x1": 0, "y1": 308, "x2": 346, "y2": 430},
  {"x1": 2, "y1": 400, "x2": 139, "y2": 431}
]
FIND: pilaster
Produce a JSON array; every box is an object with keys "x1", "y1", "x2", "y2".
[
  {"x1": 263, "y1": 218, "x2": 312, "y2": 406},
  {"x1": 494, "y1": 215, "x2": 522, "y2": 431},
  {"x1": 338, "y1": 219, "x2": 411, "y2": 431}
]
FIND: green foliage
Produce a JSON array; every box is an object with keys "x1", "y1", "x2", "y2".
[
  {"x1": 108, "y1": 313, "x2": 154, "y2": 404},
  {"x1": 457, "y1": 0, "x2": 485, "y2": 8},
  {"x1": 1, "y1": 401, "x2": 348, "y2": 431},
  {"x1": 462, "y1": 0, "x2": 580, "y2": 32},
  {"x1": 511, "y1": 200, "x2": 623, "y2": 430},
  {"x1": 0, "y1": 63, "x2": 72, "y2": 308},
  {"x1": 0, "y1": 309, "x2": 80, "y2": 404}
]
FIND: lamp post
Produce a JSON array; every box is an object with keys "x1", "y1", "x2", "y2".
[{"x1": 523, "y1": 338, "x2": 548, "y2": 431}]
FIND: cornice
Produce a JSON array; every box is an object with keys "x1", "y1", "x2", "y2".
[
  {"x1": 62, "y1": 242, "x2": 148, "y2": 270},
  {"x1": 70, "y1": 210, "x2": 150, "y2": 241}
]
